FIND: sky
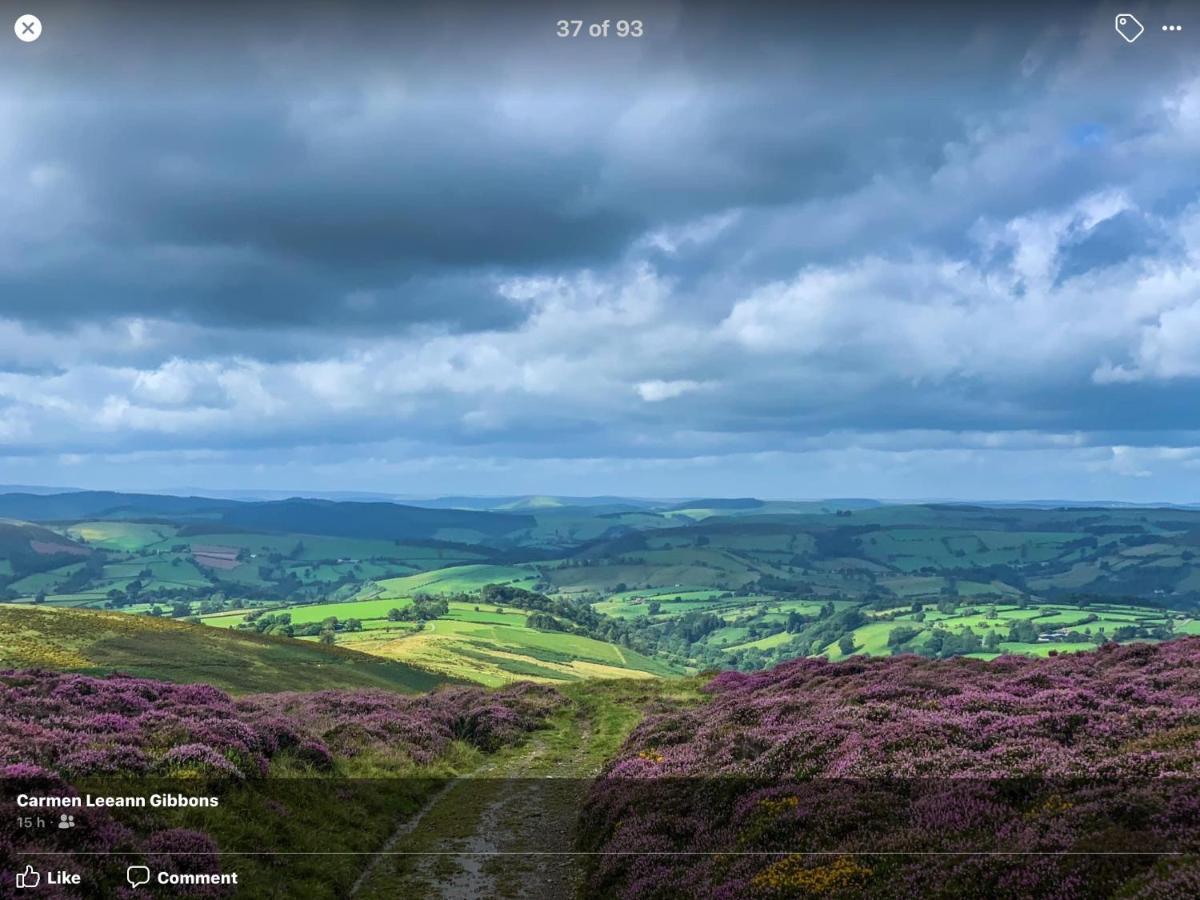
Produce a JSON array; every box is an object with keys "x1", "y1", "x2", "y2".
[{"x1": 1, "y1": 1, "x2": 1199, "y2": 500}]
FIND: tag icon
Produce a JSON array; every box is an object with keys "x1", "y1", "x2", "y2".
[{"x1": 1115, "y1": 13, "x2": 1144, "y2": 43}]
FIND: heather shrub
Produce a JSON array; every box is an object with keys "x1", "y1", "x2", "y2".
[
  {"x1": 2, "y1": 669, "x2": 565, "y2": 779},
  {"x1": 159, "y1": 743, "x2": 245, "y2": 779},
  {"x1": 582, "y1": 639, "x2": 1200, "y2": 899},
  {"x1": 1, "y1": 669, "x2": 268, "y2": 778},
  {"x1": 236, "y1": 680, "x2": 565, "y2": 763},
  {"x1": 293, "y1": 739, "x2": 335, "y2": 771},
  {"x1": 1, "y1": 668, "x2": 565, "y2": 894}
]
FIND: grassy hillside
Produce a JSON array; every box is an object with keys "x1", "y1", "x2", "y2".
[
  {"x1": 206, "y1": 596, "x2": 679, "y2": 686},
  {"x1": 347, "y1": 617, "x2": 678, "y2": 686},
  {"x1": 0, "y1": 605, "x2": 450, "y2": 694},
  {"x1": 373, "y1": 564, "x2": 541, "y2": 597}
]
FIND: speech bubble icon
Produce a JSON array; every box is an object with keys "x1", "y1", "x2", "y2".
[{"x1": 126, "y1": 865, "x2": 151, "y2": 889}]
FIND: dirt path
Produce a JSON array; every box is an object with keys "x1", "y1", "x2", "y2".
[{"x1": 350, "y1": 682, "x2": 651, "y2": 900}]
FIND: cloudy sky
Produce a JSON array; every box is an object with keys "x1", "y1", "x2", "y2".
[{"x1": 1, "y1": 1, "x2": 1199, "y2": 500}]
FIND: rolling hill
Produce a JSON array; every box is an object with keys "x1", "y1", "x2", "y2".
[
  {"x1": 7, "y1": 491, "x2": 1200, "y2": 684},
  {"x1": 0, "y1": 491, "x2": 534, "y2": 543},
  {"x1": 0, "y1": 604, "x2": 452, "y2": 694}
]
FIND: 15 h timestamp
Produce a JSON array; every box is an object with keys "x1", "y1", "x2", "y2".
[{"x1": 556, "y1": 19, "x2": 644, "y2": 38}]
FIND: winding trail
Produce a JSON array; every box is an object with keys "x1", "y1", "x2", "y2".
[{"x1": 349, "y1": 681, "x2": 654, "y2": 900}]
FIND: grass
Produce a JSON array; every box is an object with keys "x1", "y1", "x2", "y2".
[
  {"x1": 351, "y1": 618, "x2": 678, "y2": 686},
  {"x1": 823, "y1": 600, "x2": 1182, "y2": 661},
  {"x1": 0, "y1": 605, "x2": 452, "y2": 694},
  {"x1": 9, "y1": 563, "x2": 86, "y2": 594},
  {"x1": 197, "y1": 594, "x2": 678, "y2": 686},
  {"x1": 63, "y1": 521, "x2": 178, "y2": 551},
  {"x1": 375, "y1": 565, "x2": 539, "y2": 597},
  {"x1": 237, "y1": 597, "x2": 418, "y2": 627},
  {"x1": 351, "y1": 676, "x2": 707, "y2": 899}
]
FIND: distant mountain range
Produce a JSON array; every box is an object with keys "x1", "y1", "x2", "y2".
[
  {"x1": 0, "y1": 486, "x2": 1196, "y2": 513},
  {"x1": 0, "y1": 491, "x2": 533, "y2": 542}
]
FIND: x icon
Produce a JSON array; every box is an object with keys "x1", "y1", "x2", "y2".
[{"x1": 14, "y1": 14, "x2": 42, "y2": 42}]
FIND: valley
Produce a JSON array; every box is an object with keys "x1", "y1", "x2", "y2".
[{"x1": 2, "y1": 492, "x2": 1198, "y2": 686}]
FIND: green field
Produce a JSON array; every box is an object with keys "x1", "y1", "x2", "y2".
[
  {"x1": 821, "y1": 599, "x2": 1182, "y2": 662},
  {"x1": 350, "y1": 617, "x2": 679, "y2": 686},
  {"x1": 215, "y1": 596, "x2": 678, "y2": 686},
  {"x1": 375, "y1": 565, "x2": 540, "y2": 597},
  {"x1": 62, "y1": 521, "x2": 179, "y2": 551}
]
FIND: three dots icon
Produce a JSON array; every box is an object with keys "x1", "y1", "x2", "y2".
[{"x1": 1116, "y1": 14, "x2": 1186, "y2": 43}]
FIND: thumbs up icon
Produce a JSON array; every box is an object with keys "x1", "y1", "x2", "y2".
[{"x1": 16, "y1": 865, "x2": 41, "y2": 889}]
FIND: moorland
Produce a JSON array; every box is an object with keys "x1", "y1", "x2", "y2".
[{"x1": 5, "y1": 490, "x2": 1200, "y2": 897}]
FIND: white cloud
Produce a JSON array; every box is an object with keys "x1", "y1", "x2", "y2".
[
  {"x1": 1093, "y1": 298, "x2": 1200, "y2": 383},
  {"x1": 636, "y1": 380, "x2": 705, "y2": 402}
]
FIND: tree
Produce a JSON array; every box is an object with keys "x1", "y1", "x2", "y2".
[
  {"x1": 387, "y1": 608, "x2": 402, "y2": 622},
  {"x1": 887, "y1": 626, "x2": 921, "y2": 648},
  {"x1": 526, "y1": 612, "x2": 564, "y2": 631},
  {"x1": 411, "y1": 597, "x2": 448, "y2": 621},
  {"x1": 319, "y1": 631, "x2": 335, "y2": 645},
  {"x1": 1008, "y1": 620, "x2": 1039, "y2": 643},
  {"x1": 984, "y1": 630, "x2": 1001, "y2": 651},
  {"x1": 838, "y1": 634, "x2": 856, "y2": 656}
]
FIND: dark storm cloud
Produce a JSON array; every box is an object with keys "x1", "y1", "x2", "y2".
[
  {"x1": 0, "y1": 0, "x2": 1070, "y2": 336},
  {"x1": 3, "y1": 0, "x2": 1200, "y2": 498}
]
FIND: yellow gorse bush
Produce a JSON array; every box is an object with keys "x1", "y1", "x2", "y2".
[{"x1": 751, "y1": 854, "x2": 871, "y2": 896}]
